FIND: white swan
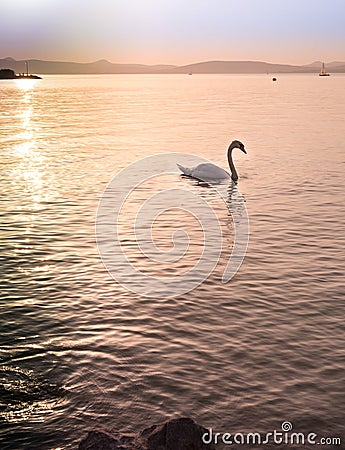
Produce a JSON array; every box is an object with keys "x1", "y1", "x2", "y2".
[{"x1": 177, "y1": 140, "x2": 247, "y2": 182}]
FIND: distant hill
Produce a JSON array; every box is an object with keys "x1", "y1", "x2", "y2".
[
  {"x1": 0, "y1": 57, "x2": 178, "y2": 74},
  {"x1": 303, "y1": 60, "x2": 345, "y2": 70},
  {"x1": 172, "y1": 60, "x2": 345, "y2": 73},
  {"x1": 329, "y1": 64, "x2": 345, "y2": 73},
  {"x1": 171, "y1": 60, "x2": 304, "y2": 73},
  {"x1": 1, "y1": 57, "x2": 344, "y2": 74}
]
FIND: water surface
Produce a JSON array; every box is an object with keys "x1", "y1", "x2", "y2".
[{"x1": 0, "y1": 74, "x2": 344, "y2": 449}]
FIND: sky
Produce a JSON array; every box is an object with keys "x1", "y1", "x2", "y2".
[{"x1": 0, "y1": 0, "x2": 344, "y2": 65}]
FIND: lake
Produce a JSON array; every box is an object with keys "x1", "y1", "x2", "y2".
[{"x1": 0, "y1": 74, "x2": 344, "y2": 449}]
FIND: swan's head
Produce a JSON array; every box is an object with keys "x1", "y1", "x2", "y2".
[{"x1": 230, "y1": 140, "x2": 247, "y2": 154}]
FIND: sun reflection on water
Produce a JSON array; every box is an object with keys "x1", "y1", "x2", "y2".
[
  {"x1": 14, "y1": 80, "x2": 36, "y2": 156},
  {"x1": 15, "y1": 78, "x2": 38, "y2": 92},
  {"x1": 11, "y1": 78, "x2": 51, "y2": 211},
  {"x1": 1, "y1": 76, "x2": 61, "y2": 315}
]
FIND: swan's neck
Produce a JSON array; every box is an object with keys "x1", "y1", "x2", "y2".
[{"x1": 227, "y1": 145, "x2": 238, "y2": 181}]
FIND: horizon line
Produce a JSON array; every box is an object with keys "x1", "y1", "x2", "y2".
[{"x1": 1, "y1": 56, "x2": 340, "y2": 67}]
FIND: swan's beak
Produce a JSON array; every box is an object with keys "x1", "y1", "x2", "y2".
[{"x1": 242, "y1": 148, "x2": 247, "y2": 154}]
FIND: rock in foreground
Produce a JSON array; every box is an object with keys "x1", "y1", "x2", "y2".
[{"x1": 79, "y1": 417, "x2": 215, "y2": 450}]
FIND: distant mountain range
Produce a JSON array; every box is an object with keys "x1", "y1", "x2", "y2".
[{"x1": 1, "y1": 57, "x2": 344, "y2": 74}]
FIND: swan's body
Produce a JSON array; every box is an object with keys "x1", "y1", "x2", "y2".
[
  {"x1": 177, "y1": 162, "x2": 230, "y2": 180},
  {"x1": 177, "y1": 140, "x2": 246, "y2": 182}
]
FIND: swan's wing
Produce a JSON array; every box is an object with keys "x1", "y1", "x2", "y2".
[
  {"x1": 177, "y1": 162, "x2": 230, "y2": 181},
  {"x1": 192, "y1": 163, "x2": 230, "y2": 180}
]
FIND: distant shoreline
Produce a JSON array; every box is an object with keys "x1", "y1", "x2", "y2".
[
  {"x1": 3, "y1": 73, "x2": 341, "y2": 75},
  {"x1": 1, "y1": 57, "x2": 344, "y2": 75}
]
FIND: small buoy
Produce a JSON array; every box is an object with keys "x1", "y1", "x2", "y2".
[{"x1": 272, "y1": 77, "x2": 277, "y2": 81}]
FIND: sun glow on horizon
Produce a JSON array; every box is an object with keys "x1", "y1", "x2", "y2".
[{"x1": 1, "y1": 0, "x2": 344, "y2": 65}]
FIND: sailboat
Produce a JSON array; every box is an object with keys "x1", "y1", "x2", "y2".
[
  {"x1": 16, "y1": 61, "x2": 42, "y2": 79},
  {"x1": 319, "y1": 62, "x2": 330, "y2": 76}
]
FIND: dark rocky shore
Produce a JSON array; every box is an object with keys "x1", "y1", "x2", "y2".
[
  {"x1": 0, "y1": 68, "x2": 41, "y2": 79},
  {"x1": 79, "y1": 417, "x2": 215, "y2": 450}
]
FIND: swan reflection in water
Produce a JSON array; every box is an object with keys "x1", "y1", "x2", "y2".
[
  {"x1": 178, "y1": 165, "x2": 249, "y2": 283},
  {"x1": 186, "y1": 178, "x2": 248, "y2": 227}
]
